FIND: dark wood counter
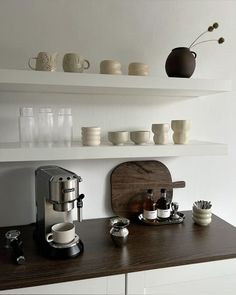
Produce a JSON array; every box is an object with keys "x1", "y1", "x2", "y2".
[{"x1": 1, "y1": 211, "x2": 236, "y2": 291}]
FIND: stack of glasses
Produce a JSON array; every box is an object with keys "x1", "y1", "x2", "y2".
[{"x1": 18, "y1": 107, "x2": 73, "y2": 147}]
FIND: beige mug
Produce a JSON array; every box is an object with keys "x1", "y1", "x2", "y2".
[
  {"x1": 63, "y1": 53, "x2": 90, "y2": 73},
  {"x1": 28, "y1": 52, "x2": 58, "y2": 71},
  {"x1": 46, "y1": 222, "x2": 75, "y2": 244},
  {"x1": 100, "y1": 60, "x2": 122, "y2": 75}
]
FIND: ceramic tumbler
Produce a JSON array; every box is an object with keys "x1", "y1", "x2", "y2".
[
  {"x1": 128, "y1": 62, "x2": 149, "y2": 76},
  {"x1": 152, "y1": 123, "x2": 170, "y2": 145},
  {"x1": 171, "y1": 120, "x2": 191, "y2": 144},
  {"x1": 100, "y1": 60, "x2": 122, "y2": 75},
  {"x1": 81, "y1": 127, "x2": 101, "y2": 146}
]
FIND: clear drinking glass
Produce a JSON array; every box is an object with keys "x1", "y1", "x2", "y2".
[
  {"x1": 55, "y1": 108, "x2": 73, "y2": 146},
  {"x1": 37, "y1": 107, "x2": 53, "y2": 146},
  {"x1": 18, "y1": 107, "x2": 35, "y2": 147}
]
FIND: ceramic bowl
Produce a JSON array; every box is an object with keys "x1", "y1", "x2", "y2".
[
  {"x1": 130, "y1": 131, "x2": 150, "y2": 145},
  {"x1": 108, "y1": 131, "x2": 129, "y2": 145}
]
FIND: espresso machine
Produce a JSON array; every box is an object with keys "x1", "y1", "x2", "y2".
[{"x1": 35, "y1": 166, "x2": 84, "y2": 258}]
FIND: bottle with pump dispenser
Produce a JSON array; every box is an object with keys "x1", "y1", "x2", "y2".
[
  {"x1": 143, "y1": 189, "x2": 157, "y2": 222},
  {"x1": 156, "y1": 188, "x2": 171, "y2": 220}
]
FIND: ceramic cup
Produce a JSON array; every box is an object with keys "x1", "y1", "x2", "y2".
[
  {"x1": 128, "y1": 62, "x2": 149, "y2": 76},
  {"x1": 63, "y1": 53, "x2": 90, "y2": 73},
  {"x1": 28, "y1": 52, "x2": 58, "y2": 71},
  {"x1": 130, "y1": 131, "x2": 150, "y2": 145},
  {"x1": 100, "y1": 60, "x2": 122, "y2": 75},
  {"x1": 46, "y1": 222, "x2": 75, "y2": 244},
  {"x1": 152, "y1": 123, "x2": 170, "y2": 145},
  {"x1": 108, "y1": 131, "x2": 129, "y2": 145},
  {"x1": 171, "y1": 120, "x2": 191, "y2": 144},
  {"x1": 81, "y1": 126, "x2": 101, "y2": 146},
  {"x1": 192, "y1": 205, "x2": 212, "y2": 226}
]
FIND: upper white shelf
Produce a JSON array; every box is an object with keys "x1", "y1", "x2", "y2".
[
  {"x1": 0, "y1": 141, "x2": 227, "y2": 162},
  {"x1": 0, "y1": 69, "x2": 232, "y2": 97}
]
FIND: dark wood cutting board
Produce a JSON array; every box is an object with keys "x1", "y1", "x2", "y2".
[{"x1": 110, "y1": 160, "x2": 185, "y2": 218}]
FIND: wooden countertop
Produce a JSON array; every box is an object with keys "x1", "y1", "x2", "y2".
[{"x1": 1, "y1": 211, "x2": 236, "y2": 291}]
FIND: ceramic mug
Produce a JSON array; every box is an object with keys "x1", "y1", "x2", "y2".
[
  {"x1": 100, "y1": 60, "x2": 122, "y2": 75},
  {"x1": 128, "y1": 62, "x2": 149, "y2": 76},
  {"x1": 46, "y1": 222, "x2": 75, "y2": 244},
  {"x1": 63, "y1": 53, "x2": 90, "y2": 73},
  {"x1": 28, "y1": 52, "x2": 58, "y2": 71}
]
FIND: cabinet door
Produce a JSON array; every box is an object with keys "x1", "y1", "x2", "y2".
[
  {"x1": 0, "y1": 274, "x2": 125, "y2": 295},
  {"x1": 127, "y1": 259, "x2": 236, "y2": 295}
]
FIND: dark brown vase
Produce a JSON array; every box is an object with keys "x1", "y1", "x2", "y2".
[{"x1": 165, "y1": 47, "x2": 197, "y2": 78}]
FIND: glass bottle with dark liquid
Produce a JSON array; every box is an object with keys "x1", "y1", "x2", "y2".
[
  {"x1": 156, "y1": 188, "x2": 171, "y2": 220},
  {"x1": 143, "y1": 189, "x2": 157, "y2": 222}
]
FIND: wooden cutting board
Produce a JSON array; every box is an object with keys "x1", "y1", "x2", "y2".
[{"x1": 110, "y1": 160, "x2": 185, "y2": 219}]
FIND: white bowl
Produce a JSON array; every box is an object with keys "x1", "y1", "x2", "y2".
[
  {"x1": 108, "y1": 131, "x2": 129, "y2": 145},
  {"x1": 130, "y1": 131, "x2": 150, "y2": 145}
]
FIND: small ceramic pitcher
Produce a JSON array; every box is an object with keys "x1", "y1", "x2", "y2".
[{"x1": 28, "y1": 52, "x2": 58, "y2": 71}]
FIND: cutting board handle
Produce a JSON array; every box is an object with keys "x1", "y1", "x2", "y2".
[{"x1": 172, "y1": 181, "x2": 186, "y2": 189}]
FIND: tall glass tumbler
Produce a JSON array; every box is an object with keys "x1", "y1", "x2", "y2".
[
  {"x1": 56, "y1": 108, "x2": 73, "y2": 146},
  {"x1": 38, "y1": 107, "x2": 54, "y2": 146},
  {"x1": 19, "y1": 107, "x2": 35, "y2": 147}
]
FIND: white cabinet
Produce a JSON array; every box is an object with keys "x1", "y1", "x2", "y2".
[
  {"x1": 0, "y1": 274, "x2": 125, "y2": 295},
  {"x1": 126, "y1": 259, "x2": 236, "y2": 295},
  {"x1": 0, "y1": 69, "x2": 231, "y2": 161}
]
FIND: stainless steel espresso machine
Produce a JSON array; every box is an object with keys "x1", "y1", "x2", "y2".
[{"x1": 35, "y1": 166, "x2": 84, "y2": 258}]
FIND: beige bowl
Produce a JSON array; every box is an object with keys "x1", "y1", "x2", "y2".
[
  {"x1": 108, "y1": 131, "x2": 129, "y2": 145},
  {"x1": 130, "y1": 131, "x2": 150, "y2": 145}
]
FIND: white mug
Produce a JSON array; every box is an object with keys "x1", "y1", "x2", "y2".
[
  {"x1": 28, "y1": 52, "x2": 58, "y2": 71},
  {"x1": 46, "y1": 222, "x2": 75, "y2": 244},
  {"x1": 63, "y1": 53, "x2": 90, "y2": 73}
]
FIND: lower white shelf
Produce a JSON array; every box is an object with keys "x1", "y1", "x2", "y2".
[{"x1": 0, "y1": 140, "x2": 227, "y2": 162}]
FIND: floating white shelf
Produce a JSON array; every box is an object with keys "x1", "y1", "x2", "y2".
[
  {"x1": 0, "y1": 141, "x2": 227, "y2": 162},
  {"x1": 0, "y1": 69, "x2": 231, "y2": 97}
]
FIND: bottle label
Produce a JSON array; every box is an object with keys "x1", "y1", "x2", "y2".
[
  {"x1": 157, "y1": 208, "x2": 170, "y2": 218},
  {"x1": 143, "y1": 209, "x2": 157, "y2": 220}
]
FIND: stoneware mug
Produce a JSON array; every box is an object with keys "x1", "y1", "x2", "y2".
[
  {"x1": 46, "y1": 222, "x2": 75, "y2": 244},
  {"x1": 63, "y1": 53, "x2": 90, "y2": 73},
  {"x1": 28, "y1": 52, "x2": 58, "y2": 71}
]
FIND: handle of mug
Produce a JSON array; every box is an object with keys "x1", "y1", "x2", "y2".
[
  {"x1": 84, "y1": 59, "x2": 90, "y2": 70},
  {"x1": 46, "y1": 232, "x2": 53, "y2": 243},
  {"x1": 28, "y1": 57, "x2": 37, "y2": 70},
  {"x1": 191, "y1": 51, "x2": 197, "y2": 58}
]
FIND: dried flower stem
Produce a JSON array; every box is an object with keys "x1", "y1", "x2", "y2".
[
  {"x1": 189, "y1": 30, "x2": 209, "y2": 49},
  {"x1": 191, "y1": 38, "x2": 224, "y2": 48}
]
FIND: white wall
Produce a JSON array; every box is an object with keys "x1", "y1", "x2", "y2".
[{"x1": 0, "y1": 0, "x2": 235, "y2": 226}]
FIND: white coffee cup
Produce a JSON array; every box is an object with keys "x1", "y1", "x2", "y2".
[
  {"x1": 63, "y1": 53, "x2": 90, "y2": 73},
  {"x1": 46, "y1": 222, "x2": 75, "y2": 244},
  {"x1": 100, "y1": 60, "x2": 122, "y2": 75}
]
